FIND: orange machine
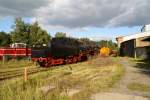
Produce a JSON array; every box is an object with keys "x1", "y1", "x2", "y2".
[{"x1": 100, "y1": 47, "x2": 110, "y2": 57}]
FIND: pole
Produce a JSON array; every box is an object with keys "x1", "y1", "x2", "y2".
[
  {"x1": 24, "y1": 67, "x2": 28, "y2": 82},
  {"x1": 134, "y1": 39, "x2": 137, "y2": 59},
  {"x1": 107, "y1": 40, "x2": 108, "y2": 47},
  {"x1": 2, "y1": 56, "x2": 5, "y2": 64}
]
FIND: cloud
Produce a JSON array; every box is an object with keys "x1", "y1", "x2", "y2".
[
  {"x1": 0, "y1": 0, "x2": 48, "y2": 17},
  {"x1": 0, "y1": 0, "x2": 150, "y2": 28},
  {"x1": 89, "y1": 36, "x2": 113, "y2": 41}
]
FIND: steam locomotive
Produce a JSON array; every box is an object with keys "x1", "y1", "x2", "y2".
[{"x1": 31, "y1": 37, "x2": 99, "y2": 67}]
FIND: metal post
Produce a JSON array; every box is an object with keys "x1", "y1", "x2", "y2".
[
  {"x1": 134, "y1": 49, "x2": 137, "y2": 59},
  {"x1": 2, "y1": 56, "x2": 5, "y2": 64},
  {"x1": 24, "y1": 67, "x2": 28, "y2": 82},
  {"x1": 134, "y1": 39, "x2": 137, "y2": 59}
]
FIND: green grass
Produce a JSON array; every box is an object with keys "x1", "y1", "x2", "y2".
[
  {"x1": 127, "y1": 83, "x2": 150, "y2": 92},
  {"x1": 0, "y1": 59, "x2": 34, "y2": 68},
  {"x1": 0, "y1": 57, "x2": 124, "y2": 100},
  {"x1": 135, "y1": 59, "x2": 150, "y2": 70}
]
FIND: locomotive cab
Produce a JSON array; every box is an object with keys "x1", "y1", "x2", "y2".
[{"x1": 31, "y1": 44, "x2": 51, "y2": 66}]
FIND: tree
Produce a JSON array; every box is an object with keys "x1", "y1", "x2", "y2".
[
  {"x1": 29, "y1": 22, "x2": 39, "y2": 45},
  {"x1": 0, "y1": 32, "x2": 11, "y2": 47},
  {"x1": 55, "y1": 32, "x2": 66, "y2": 38},
  {"x1": 97, "y1": 40, "x2": 117, "y2": 50},
  {"x1": 11, "y1": 18, "x2": 30, "y2": 44},
  {"x1": 30, "y1": 22, "x2": 51, "y2": 45},
  {"x1": 35, "y1": 29, "x2": 51, "y2": 45},
  {"x1": 11, "y1": 18, "x2": 51, "y2": 46}
]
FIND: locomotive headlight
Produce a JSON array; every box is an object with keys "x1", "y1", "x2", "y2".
[{"x1": 39, "y1": 57, "x2": 43, "y2": 62}]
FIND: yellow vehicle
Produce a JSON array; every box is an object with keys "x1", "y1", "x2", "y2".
[{"x1": 100, "y1": 47, "x2": 110, "y2": 57}]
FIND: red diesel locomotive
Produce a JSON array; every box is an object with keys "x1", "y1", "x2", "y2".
[{"x1": 0, "y1": 43, "x2": 31, "y2": 60}]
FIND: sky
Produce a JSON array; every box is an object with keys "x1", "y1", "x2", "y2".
[{"x1": 0, "y1": 0, "x2": 150, "y2": 41}]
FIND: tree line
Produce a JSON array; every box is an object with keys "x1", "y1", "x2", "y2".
[
  {"x1": 0, "y1": 18, "x2": 69, "y2": 47},
  {"x1": 0, "y1": 18, "x2": 117, "y2": 50},
  {"x1": 0, "y1": 18, "x2": 51, "y2": 47},
  {"x1": 96, "y1": 40, "x2": 118, "y2": 50}
]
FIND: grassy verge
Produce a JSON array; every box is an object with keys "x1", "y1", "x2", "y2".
[
  {"x1": 127, "y1": 83, "x2": 150, "y2": 92},
  {"x1": 0, "y1": 60, "x2": 34, "y2": 68},
  {"x1": 135, "y1": 59, "x2": 150, "y2": 70},
  {"x1": 0, "y1": 57, "x2": 124, "y2": 100}
]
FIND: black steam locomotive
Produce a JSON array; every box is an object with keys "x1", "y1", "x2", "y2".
[{"x1": 31, "y1": 37, "x2": 98, "y2": 67}]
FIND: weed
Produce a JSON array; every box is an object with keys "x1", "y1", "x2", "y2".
[
  {"x1": 127, "y1": 83, "x2": 150, "y2": 92},
  {"x1": 0, "y1": 57, "x2": 124, "y2": 100}
]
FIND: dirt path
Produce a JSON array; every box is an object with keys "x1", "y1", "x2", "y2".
[{"x1": 92, "y1": 57, "x2": 150, "y2": 100}]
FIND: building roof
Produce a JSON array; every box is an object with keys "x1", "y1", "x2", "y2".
[{"x1": 117, "y1": 31, "x2": 150, "y2": 42}]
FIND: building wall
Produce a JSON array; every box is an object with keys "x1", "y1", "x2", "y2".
[
  {"x1": 120, "y1": 39, "x2": 135, "y2": 57},
  {"x1": 136, "y1": 37, "x2": 150, "y2": 47},
  {"x1": 136, "y1": 46, "x2": 150, "y2": 59},
  {"x1": 116, "y1": 37, "x2": 123, "y2": 48},
  {"x1": 119, "y1": 38, "x2": 150, "y2": 59}
]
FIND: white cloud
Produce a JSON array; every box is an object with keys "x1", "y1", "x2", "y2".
[
  {"x1": 0, "y1": 0, "x2": 48, "y2": 17},
  {"x1": 0, "y1": 0, "x2": 150, "y2": 29}
]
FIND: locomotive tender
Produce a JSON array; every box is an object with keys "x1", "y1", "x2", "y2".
[{"x1": 31, "y1": 37, "x2": 98, "y2": 67}]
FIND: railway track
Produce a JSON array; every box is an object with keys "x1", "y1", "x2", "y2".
[{"x1": 0, "y1": 67, "x2": 49, "y2": 81}]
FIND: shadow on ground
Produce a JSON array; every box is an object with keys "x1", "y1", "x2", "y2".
[{"x1": 134, "y1": 59, "x2": 150, "y2": 76}]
